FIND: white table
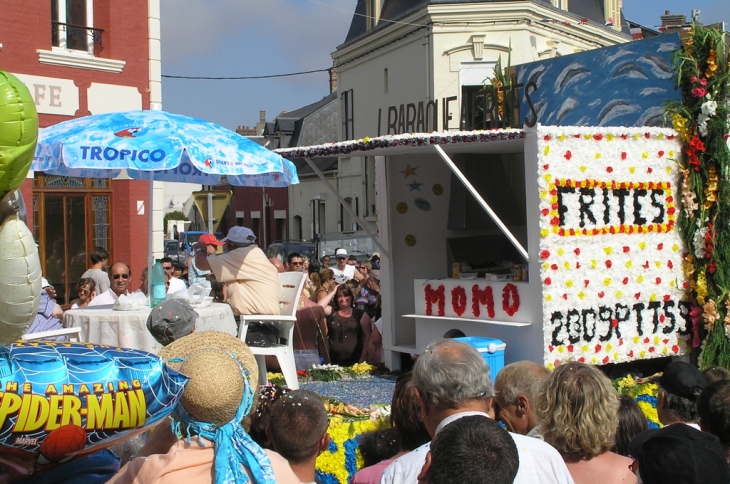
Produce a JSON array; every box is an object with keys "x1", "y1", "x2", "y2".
[{"x1": 63, "y1": 302, "x2": 238, "y2": 354}]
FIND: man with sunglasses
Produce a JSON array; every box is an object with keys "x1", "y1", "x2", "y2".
[
  {"x1": 286, "y1": 253, "x2": 304, "y2": 272},
  {"x1": 161, "y1": 257, "x2": 187, "y2": 294},
  {"x1": 89, "y1": 262, "x2": 131, "y2": 306}
]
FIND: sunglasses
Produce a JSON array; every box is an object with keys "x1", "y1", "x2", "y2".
[
  {"x1": 290, "y1": 261, "x2": 303, "y2": 266},
  {"x1": 162, "y1": 266, "x2": 173, "y2": 271},
  {"x1": 112, "y1": 274, "x2": 130, "y2": 280}
]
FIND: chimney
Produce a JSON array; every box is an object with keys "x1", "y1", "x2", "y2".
[
  {"x1": 660, "y1": 11, "x2": 687, "y2": 27},
  {"x1": 329, "y1": 67, "x2": 338, "y2": 93}
]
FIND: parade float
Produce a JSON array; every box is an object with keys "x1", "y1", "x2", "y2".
[{"x1": 278, "y1": 29, "x2": 730, "y2": 372}]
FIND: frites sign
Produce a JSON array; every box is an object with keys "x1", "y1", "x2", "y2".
[{"x1": 537, "y1": 127, "x2": 689, "y2": 368}]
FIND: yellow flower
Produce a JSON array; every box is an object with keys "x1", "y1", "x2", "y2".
[
  {"x1": 697, "y1": 271, "x2": 708, "y2": 306},
  {"x1": 316, "y1": 415, "x2": 389, "y2": 483},
  {"x1": 671, "y1": 114, "x2": 691, "y2": 142}
]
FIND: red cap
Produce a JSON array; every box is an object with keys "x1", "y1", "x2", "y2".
[{"x1": 198, "y1": 233, "x2": 224, "y2": 246}]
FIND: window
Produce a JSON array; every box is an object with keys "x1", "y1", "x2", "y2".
[
  {"x1": 51, "y1": 0, "x2": 102, "y2": 55},
  {"x1": 341, "y1": 89, "x2": 354, "y2": 141}
]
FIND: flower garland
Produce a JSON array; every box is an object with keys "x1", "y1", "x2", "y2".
[{"x1": 666, "y1": 26, "x2": 730, "y2": 369}]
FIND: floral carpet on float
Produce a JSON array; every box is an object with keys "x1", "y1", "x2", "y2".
[
  {"x1": 614, "y1": 373, "x2": 661, "y2": 428},
  {"x1": 267, "y1": 363, "x2": 396, "y2": 484}
]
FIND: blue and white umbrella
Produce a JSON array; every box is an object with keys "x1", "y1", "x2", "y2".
[{"x1": 32, "y1": 110, "x2": 298, "y2": 186}]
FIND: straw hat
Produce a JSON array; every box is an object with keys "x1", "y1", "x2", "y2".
[{"x1": 160, "y1": 331, "x2": 259, "y2": 428}]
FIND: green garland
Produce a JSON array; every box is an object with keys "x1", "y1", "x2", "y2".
[{"x1": 666, "y1": 26, "x2": 730, "y2": 368}]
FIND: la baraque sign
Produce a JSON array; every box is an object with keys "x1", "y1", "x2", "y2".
[{"x1": 376, "y1": 82, "x2": 537, "y2": 136}]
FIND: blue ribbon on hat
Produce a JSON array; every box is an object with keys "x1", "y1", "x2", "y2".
[{"x1": 170, "y1": 356, "x2": 276, "y2": 484}]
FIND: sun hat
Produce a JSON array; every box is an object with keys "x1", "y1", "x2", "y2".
[
  {"x1": 659, "y1": 361, "x2": 707, "y2": 400},
  {"x1": 199, "y1": 233, "x2": 224, "y2": 246},
  {"x1": 370, "y1": 269, "x2": 381, "y2": 282},
  {"x1": 335, "y1": 248, "x2": 347, "y2": 258},
  {"x1": 632, "y1": 424, "x2": 730, "y2": 484},
  {"x1": 146, "y1": 299, "x2": 198, "y2": 346},
  {"x1": 221, "y1": 226, "x2": 257, "y2": 245},
  {"x1": 159, "y1": 331, "x2": 275, "y2": 484}
]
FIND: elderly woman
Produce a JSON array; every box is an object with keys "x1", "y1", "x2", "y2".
[
  {"x1": 536, "y1": 362, "x2": 635, "y2": 484},
  {"x1": 327, "y1": 284, "x2": 371, "y2": 366}
]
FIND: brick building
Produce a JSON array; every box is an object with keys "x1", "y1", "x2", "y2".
[{"x1": 1, "y1": 0, "x2": 161, "y2": 304}]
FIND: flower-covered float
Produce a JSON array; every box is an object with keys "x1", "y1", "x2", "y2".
[{"x1": 266, "y1": 363, "x2": 393, "y2": 484}]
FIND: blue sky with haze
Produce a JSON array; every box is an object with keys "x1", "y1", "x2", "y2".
[{"x1": 160, "y1": 0, "x2": 730, "y2": 132}]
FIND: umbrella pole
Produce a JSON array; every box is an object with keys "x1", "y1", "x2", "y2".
[{"x1": 148, "y1": 170, "x2": 154, "y2": 299}]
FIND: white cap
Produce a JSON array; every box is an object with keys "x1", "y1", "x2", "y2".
[
  {"x1": 41, "y1": 277, "x2": 51, "y2": 288},
  {"x1": 335, "y1": 248, "x2": 347, "y2": 258},
  {"x1": 221, "y1": 226, "x2": 256, "y2": 244}
]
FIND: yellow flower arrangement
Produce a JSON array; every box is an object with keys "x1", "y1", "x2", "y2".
[
  {"x1": 613, "y1": 374, "x2": 661, "y2": 428},
  {"x1": 315, "y1": 415, "x2": 390, "y2": 484},
  {"x1": 351, "y1": 362, "x2": 376, "y2": 375}
]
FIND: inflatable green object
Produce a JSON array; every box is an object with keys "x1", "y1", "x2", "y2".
[{"x1": 0, "y1": 70, "x2": 37, "y2": 194}]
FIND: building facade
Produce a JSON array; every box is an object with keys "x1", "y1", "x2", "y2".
[
  {"x1": 1, "y1": 0, "x2": 160, "y2": 304},
  {"x1": 285, "y1": 0, "x2": 637, "y2": 244}
]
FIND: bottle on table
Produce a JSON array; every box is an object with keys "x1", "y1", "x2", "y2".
[{"x1": 150, "y1": 259, "x2": 166, "y2": 307}]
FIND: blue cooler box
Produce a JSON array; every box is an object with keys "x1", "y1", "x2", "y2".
[{"x1": 455, "y1": 336, "x2": 506, "y2": 382}]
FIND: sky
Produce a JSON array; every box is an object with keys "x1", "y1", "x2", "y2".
[{"x1": 160, "y1": 0, "x2": 730, "y2": 132}]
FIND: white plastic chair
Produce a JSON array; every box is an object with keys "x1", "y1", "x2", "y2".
[
  {"x1": 22, "y1": 327, "x2": 82, "y2": 342},
  {"x1": 238, "y1": 271, "x2": 307, "y2": 390}
]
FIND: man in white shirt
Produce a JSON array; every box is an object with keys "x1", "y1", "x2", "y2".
[
  {"x1": 88, "y1": 262, "x2": 131, "y2": 306},
  {"x1": 161, "y1": 257, "x2": 187, "y2": 294},
  {"x1": 380, "y1": 339, "x2": 574, "y2": 484},
  {"x1": 331, "y1": 249, "x2": 364, "y2": 284}
]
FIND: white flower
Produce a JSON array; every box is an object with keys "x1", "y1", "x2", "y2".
[
  {"x1": 699, "y1": 120, "x2": 709, "y2": 137},
  {"x1": 701, "y1": 100, "x2": 717, "y2": 117},
  {"x1": 693, "y1": 225, "x2": 709, "y2": 259}
]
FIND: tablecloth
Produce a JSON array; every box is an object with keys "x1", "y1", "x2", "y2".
[{"x1": 63, "y1": 302, "x2": 238, "y2": 353}]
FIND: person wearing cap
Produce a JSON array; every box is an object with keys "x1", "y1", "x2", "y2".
[
  {"x1": 656, "y1": 361, "x2": 707, "y2": 428},
  {"x1": 192, "y1": 226, "x2": 279, "y2": 316},
  {"x1": 370, "y1": 252, "x2": 380, "y2": 270},
  {"x1": 109, "y1": 331, "x2": 300, "y2": 484},
  {"x1": 188, "y1": 233, "x2": 224, "y2": 286},
  {"x1": 331, "y1": 248, "x2": 365, "y2": 285},
  {"x1": 146, "y1": 299, "x2": 199, "y2": 346},
  {"x1": 629, "y1": 422, "x2": 730, "y2": 484}
]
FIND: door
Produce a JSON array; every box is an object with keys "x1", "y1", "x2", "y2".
[{"x1": 43, "y1": 196, "x2": 87, "y2": 305}]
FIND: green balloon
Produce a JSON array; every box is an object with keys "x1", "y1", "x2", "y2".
[{"x1": 0, "y1": 70, "x2": 38, "y2": 194}]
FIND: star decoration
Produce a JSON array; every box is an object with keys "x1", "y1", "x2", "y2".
[
  {"x1": 407, "y1": 180, "x2": 423, "y2": 192},
  {"x1": 400, "y1": 164, "x2": 419, "y2": 179}
]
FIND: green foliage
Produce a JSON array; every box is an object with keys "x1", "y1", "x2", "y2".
[
  {"x1": 163, "y1": 210, "x2": 187, "y2": 231},
  {"x1": 665, "y1": 25, "x2": 730, "y2": 368}
]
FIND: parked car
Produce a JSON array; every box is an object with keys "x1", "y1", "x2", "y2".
[
  {"x1": 267, "y1": 240, "x2": 316, "y2": 265},
  {"x1": 164, "y1": 239, "x2": 183, "y2": 265}
]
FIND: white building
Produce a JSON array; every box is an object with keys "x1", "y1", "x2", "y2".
[{"x1": 289, "y1": 0, "x2": 638, "y2": 241}]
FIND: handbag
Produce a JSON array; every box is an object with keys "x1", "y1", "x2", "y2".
[{"x1": 245, "y1": 321, "x2": 281, "y2": 347}]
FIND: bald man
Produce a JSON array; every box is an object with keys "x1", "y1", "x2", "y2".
[
  {"x1": 269, "y1": 257, "x2": 285, "y2": 273},
  {"x1": 88, "y1": 262, "x2": 131, "y2": 306}
]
